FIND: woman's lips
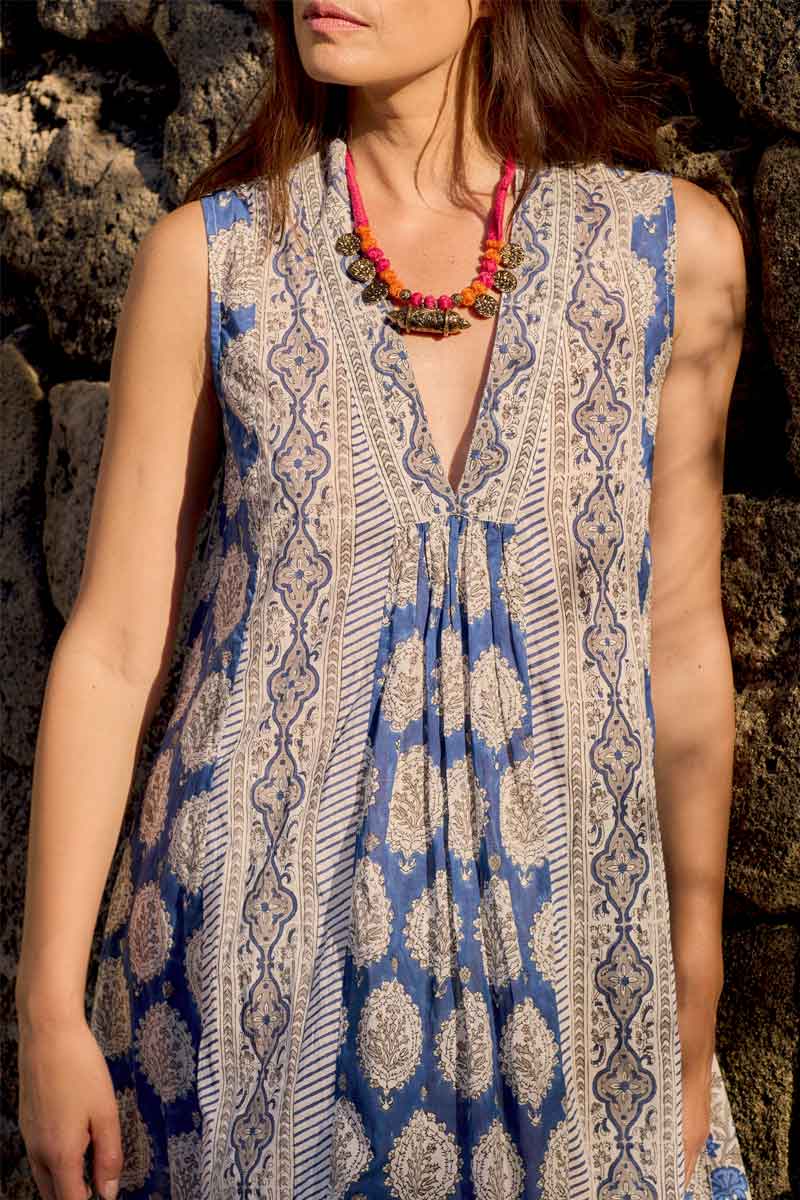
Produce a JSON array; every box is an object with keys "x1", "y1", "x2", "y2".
[
  {"x1": 303, "y1": 2, "x2": 368, "y2": 32},
  {"x1": 307, "y1": 16, "x2": 363, "y2": 30}
]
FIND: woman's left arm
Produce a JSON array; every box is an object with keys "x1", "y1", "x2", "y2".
[{"x1": 649, "y1": 176, "x2": 747, "y2": 1191}]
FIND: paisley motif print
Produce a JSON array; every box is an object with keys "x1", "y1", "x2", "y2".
[
  {"x1": 433, "y1": 987, "x2": 493, "y2": 1098},
  {"x1": 332, "y1": 514, "x2": 568, "y2": 1193},
  {"x1": 350, "y1": 855, "x2": 394, "y2": 968}
]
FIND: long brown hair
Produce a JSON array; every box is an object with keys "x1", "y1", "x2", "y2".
[{"x1": 183, "y1": 0, "x2": 682, "y2": 239}]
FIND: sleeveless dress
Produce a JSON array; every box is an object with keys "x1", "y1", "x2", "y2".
[{"x1": 89, "y1": 135, "x2": 752, "y2": 1200}]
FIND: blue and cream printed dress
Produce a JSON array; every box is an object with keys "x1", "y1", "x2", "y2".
[{"x1": 89, "y1": 136, "x2": 751, "y2": 1200}]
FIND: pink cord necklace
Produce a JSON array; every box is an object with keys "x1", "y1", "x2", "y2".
[{"x1": 334, "y1": 146, "x2": 525, "y2": 338}]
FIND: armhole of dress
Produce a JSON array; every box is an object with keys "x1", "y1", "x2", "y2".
[
  {"x1": 664, "y1": 173, "x2": 677, "y2": 347},
  {"x1": 199, "y1": 191, "x2": 223, "y2": 407}
]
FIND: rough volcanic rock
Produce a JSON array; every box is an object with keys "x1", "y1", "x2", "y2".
[
  {"x1": 753, "y1": 139, "x2": 800, "y2": 479},
  {"x1": 722, "y1": 496, "x2": 800, "y2": 915},
  {"x1": 709, "y1": 0, "x2": 800, "y2": 135},
  {"x1": 36, "y1": 0, "x2": 157, "y2": 40},
  {"x1": 717, "y1": 922, "x2": 799, "y2": 1197},
  {"x1": 0, "y1": 57, "x2": 165, "y2": 369},
  {"x1": 153, "y1": 0, "x2": 270, "y2": 205},
  {"x1": 0, "y1": 344, "x2": 59, "y2": 767}
]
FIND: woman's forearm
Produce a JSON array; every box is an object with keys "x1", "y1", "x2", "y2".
[
  {"x1": 15, "y1": 623, "x2": 163, "y2": 1032},
  {"x1": 651, "y1": 618, "x2": 735, "y2": 1006}
]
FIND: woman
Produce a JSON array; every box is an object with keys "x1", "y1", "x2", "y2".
[{"x1": 15, "y1": 1, "x2": 750, "y2": 1198}]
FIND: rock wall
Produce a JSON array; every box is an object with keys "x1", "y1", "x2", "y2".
[{"x1": 2, "y1": 2, "x2": 798, "y2": 1196}]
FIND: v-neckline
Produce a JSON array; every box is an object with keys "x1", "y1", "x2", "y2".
[
  {"x1": 387, "y1": 209, "x2": 519, "y2": 508},
  {"x1": 318, "y1": 137, "x2": 528, "y2": 514}
]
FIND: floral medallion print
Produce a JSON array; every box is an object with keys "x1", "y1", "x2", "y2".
[
  {"x1": 90, "y1": 956, "x2": 131, "y2": 1058},
  {"x1": 167, "y1": 1130, "x2": 202, "y2": 1200},
  {"x1": 538, "y1": 1118, "x2": 569, "y2": 1199},
  {"x1": 444, "y1": 754, "x2": 489, "y2": 877},
  {"x1": 213, "y1": 542, "x2": 249, "y2": 646},
  {"x1": 332, "y1": 508, "x2": 568, "y2": 1197},
  {"x1": 138, "y1": 748, "x2": 172, "y2": 849},
  {"x1": 116, "y1": 1088, "x2": 153, "y2": 1191},
  {"x1": 497, "y1": 534, "x2": 527, "y2": 632},
  {"x1": 469, "y1": 644, "x2": 526, "y2": 751},
  {"x1": 472, "y1": 1117, "x2": 526, "y2": 1200},
  {"x1": 168, "y1": 790, "x2": 208, "y2": 894},
  {"x1": 528, "y1": 899, "x2": 557, "y2": 985},
  {"x1": 222, "y1": 442, "x2": 244, "y2": 518},
  {"x1": 386, "y1": 744, "x2": 445, "y2": 872},
  {"x1": 185, "y1": 925, "x2": 203, "y2": 1013},
  {"x1": 423, "y1": 518, "x2": 449, "y2": 611},
  {"x1": 474, "y1": 875, "x2": 523, "y2": 988},
  {"x1": 498, "y1": 997, "x2": 558, "y2": 1124},
  {"x1": 384, "y1": 1109, "x2": 461, "y2": 1200},
  {"x1": 350, "y1": 855, "x2": 394, "y2": 969},
  {"x1": 403, "y1": 869, "x2": 464, "y2": 994},
  {"x1": 431, "y1": 625, "x2": 468, "y2": 736},
  {"x1": 384, "y1": 523, "x2": 420, "y2": 617},
  {"x1": 381, "y1": 630, "x2": 426, "y2": 732},
  {"x1": 167, "y1": 633, "x2": 203, "y2": 729},
  {"x1": 104, "y1": 839, "x2": 133, "y2": 937},
  {"x1": 219, "y1": 324, "x2": 267, "y2": 432},
  {"x1": 179, "y1": 668, "x2": 230, "y2": 773},
  {"x1": 128, "y1": 880, "x2": 173, "y2": 983},
  {"x1": 330, "y1": 1096, "x2": 373, "y2": 1199},
  {"x1": 356, "y1": 978, "x2": 423, "y2": 1109},
  {"x1": 134, "y1": 1001, "x2": 195, "y2": 1104},
  {"x1": 499, "y1": 757, "x2": 548, "y2": 884},
  {"x1": 456, "y1": 520, "x2": 492, "y2": 620},
  {"x1": 433, "y1": 987, "x2": 493, "y2": 1098}
]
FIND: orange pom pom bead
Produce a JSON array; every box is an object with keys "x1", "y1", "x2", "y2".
[
  {"x1": 461, "y1": 287, "x2": 476, "y2": 306},
  {"x1": 472, "y1": 280, "x2": 487, "y2": 296},
  {"x1": 484, "y1": 248, "x2": 500, "y2": 262}
]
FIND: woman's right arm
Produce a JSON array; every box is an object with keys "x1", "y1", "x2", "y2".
[{"x1": 15, "y1": 197, "x2": 221, "y2": 1200}]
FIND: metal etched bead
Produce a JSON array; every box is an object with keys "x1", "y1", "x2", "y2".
[
  {"x1": 399, "y1": 289, "x2": 412, "y2": 301},
  {"x1": 493, "y1": 268, "x2": 518, "y2": 293},
  {"x1": 348, "y1": 256, "x2": 376, "y2": 284},
  {"x1": 500, "y1": 241, "x2": 524, "y2": 268},
  {"x1": 335, "y1": 232, "x2": 362, "y2": 255},
  {"x1": 451, "y1": 293, "x2": 464, "y2": 306},
  {"x1": 362, "y1": 278, "x2": 389, "y2": 303},
  {"x1": 472, "y1": 292, "x2": 499, "y2": 318}
]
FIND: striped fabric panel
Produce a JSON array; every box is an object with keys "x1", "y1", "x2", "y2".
[
  {"x1": 292, "y1": 400, "x2": 397, "y2": 1196},
  {"x1": 517, "y1": 425, "x2": 592, "y2": 1200},
  {"x1": 197, "y1": 618, "x2": 252, "y2": 1192}
]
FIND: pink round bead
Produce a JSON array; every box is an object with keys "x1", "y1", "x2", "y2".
[
  {"x1": 410, "y1": 291, "x2": 424, "y2": 306},
  {"x1": 481, "y1": 257, "x2": 498, "y2": 273},
  {"x1": 437, "y1": 295, "x2": 453, "y2": 310},
  {"x1": 424, "y1": 295, "x2": 436, "y2": 309},
  {"x1": 377, "y1": 256, "x2": 390, "y2": 270},
  {"x1": 478, "y1": 272, "x2": 494, "y2": 286},
  {"x1": 366, "y1": 246, "x2": 382, "y2": 261}
]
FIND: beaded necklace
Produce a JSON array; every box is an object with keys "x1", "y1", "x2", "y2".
[{"x1": 334, "y1": 146, "x2": 524, "y2": 338}]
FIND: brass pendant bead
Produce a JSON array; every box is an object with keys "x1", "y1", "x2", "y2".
[
  {"x1": 493, "y1": 268, "x2": 518, "y2": 293},
  {"x1": 362, "y1": 278, "x2": 389, "y2": 303},
  {"x1": 472, "y1": 292, "x2": 499, "y2": 318},
  {"x1": 386, "y1": 305, "x2": 470, "y2": 336},
  {"x1": 335, "y1": 231, "x2": 362, "y2": 255},
  {"x1": 500, "y1": 240, "x2": 524, "y2": 269},
  {"x1": 348, "y1": 256, "x2": 376, "y2": 284}
]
